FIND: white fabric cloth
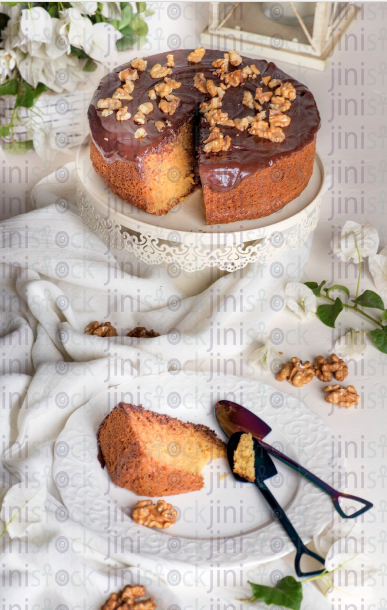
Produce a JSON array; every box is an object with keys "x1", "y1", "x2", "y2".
[{"x1": 0, "y1": 165, "x2": 328, "y2": 607}]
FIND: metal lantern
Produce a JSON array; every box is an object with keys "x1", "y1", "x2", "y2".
[{"x1": 200, "y1": 2, "x2": 360, "y2": 70}]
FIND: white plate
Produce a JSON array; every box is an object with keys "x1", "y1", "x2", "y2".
[
  {"x1": 53, "y1": 372, "x2": 342, "y2": 567},
  {"x1": 76, "y1": 139, "x2": 325, "y2": 242}
]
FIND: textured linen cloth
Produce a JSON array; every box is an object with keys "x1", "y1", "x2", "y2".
[{"x1": 0, "y1": 164, "x2": 329, "y2": 608}]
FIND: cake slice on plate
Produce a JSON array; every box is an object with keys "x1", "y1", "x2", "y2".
[{"x1": 98, "y1": 403, "x2": 226, "y2": 496}]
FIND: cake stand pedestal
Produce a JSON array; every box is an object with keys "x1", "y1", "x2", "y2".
[{"x1": 75, "y1": 140, "x2": 326, "y2": 295}]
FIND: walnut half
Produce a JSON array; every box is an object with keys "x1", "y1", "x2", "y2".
[
  {"x1": 85, "y1": 321, "x2": 117, "y2": 337},
  {"x1": 101, "y1": 584, "x2": 156, "y2": 610},
  {"x1": 275, "y1": 357, "x2": 315, "y2": 387},
  {"x1": 203, "y1": 127, "x2": 231, "y2": 153},
  {"x1": 132, "y1": 499, "x2": 178, "y2": 528},
  {"x1": 314, "y1": 354, "x2": 348, "y2": 382},
  {"x1": 324, "y1": 384, "x2": 360, "y2": 408}
]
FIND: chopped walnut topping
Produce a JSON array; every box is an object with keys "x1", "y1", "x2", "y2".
[
  {"x1": 241, "y1": 65, "x2": 256, "y2": 78},
  {"x1": 224, "y1": 69, "x2": 247, "y2": 87},
  {"x1": 124, "y1": 80, "x2": 135, "y2": 94},
  {"x1": 242, "y1": 90, "x2": 254, "y2": 109},
  {"x1": 313, "y1": 354, "x2": 348, "y2": 382},
  {"x1": 269, "y1": 111, "x2": 291, "y2": 128},
  {"x1": 127, "y1": 327, "x2": 160, "y2": 338},
  {"x1": 118, "y1": 67, "x2": 138, "y2": 82},
  {"x1": 193, "y1": 72, "x2": 207, "y2": 93},
  {"x1": 164, "y1": 76, "x2": 181, "y2": 89},
  {"x1": 131, "y1": 57, "x2": 147, "y2": 71},
  {"x1": 134, "y1": 110, "x2": 146, "y2": 124},
  {"x1": 203, "y1": 127, "x2": 231, "y2": 153},
  {"x1": 200, "y1": 96, "x2": 222, "y2": 113},
  {"x1": 269, "y1": 78, "x2": 282, "y2": 88},
  {"x1": 166, "y1": 53, "x2": 174, "y2": 67},
  {"x1": 134, "y1": 128, "x2": 147, "y2": 138},
  {"x1": 206, "y1": 79, "x2": 218, "y2": 97},
  {"x1": 159, "y1": 95, "x2": 180, "y2": 115},
  {"x1": 234, "y1": 117, "x2": 251, "y2": 131},
  {"x1": 155, "y1": 121, "x2": 166, "y2": 133},
  {"x1": 262, "y1": 76, "x2": 271, "y2": 86},
  {"x1": 254, "y1": 102, "x2": 263, "y2": 112},
  {"x1": 205, "y1": 108, "x2": 234, "y2": 127},
  {"x1": 116, "y1": 107, "x2": 131, "y2": 121},
  {"x1": 97, "y1": 98, "x2": 121, "y2": 110},
  {"x1": 275, "y1": 357, "x2": 315, "y2": 387},
  {"x1": 254, "y1": 110, "x2": 266, "y2": 121},
  {"x1": 229, "y1": 50, "x2": 242, "y2": 66},
  {"x1": 85, "y1": 321, "x2": 117, "y2": 337},
  {"x1": 154, "y1": 82, "x2": 172, "y2": 97},
  {"x1": 255, "y1": 87, "x2": 273, "y2": 104},
  {"x1": 101, "y1": 109, "x2": 113, "y2": 117},
  {"x1": 150, "y1": 63, "x2": 172, "y2": 78},
  {"x1": 276, "y1": 81, "x2": 296, "y2": 100},
  {"x1": 148, "y1": 89, "x2": 157, "y2": 100},
  {"x1": 188, "y1": 47, "x2": 206, "y2": 63},
  {"x1": 270, "y1": 96, "x2": 292, "y2": 112},
  {"x1": 324, "y1": 384, "x2": 360, "y2": 408},
  {"x1": 212, "y1": 54, "x2": 229, "y2": 77},
  {"x1": 250, "y1": 64, "x2": 260, "y2": 76},
  {"x1": 132, "y1": 499, "x2": 177, "y2": 528},
  {"x1": 101, "y1": 584, "x2": 156, "y2": 610},
  {"x1": 138, "y1": 102, "x2": 153, "y2": 115},
  {"x1": 112, "y1": 87, "x2": 133, "y2": 100}
]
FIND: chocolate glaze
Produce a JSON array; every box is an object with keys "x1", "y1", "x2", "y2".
[{"x1": 88, "y1": 49, "x2": 320, "y2": 193}]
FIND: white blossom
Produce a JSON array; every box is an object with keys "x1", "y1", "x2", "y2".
[
  {"x1": 100, "y1": 2, "x2": 122, "y2": 19},
  {"x1": 17, "y1": 50, "x2": 83, "y2": 92},
  {"x1": 285, "y1": 282, "x2": 317, "y2": 321},
  {"x1": 250, "y1": 338, "x2": 282, "y2": 372},
  {"x1": 332, "y1": 220, "x2": 379, "y2": 263},
  {"x1": 70, "y1": 1, "x2": 98, "y2": 15},
  {"x1": 368, "y1": 245, "x2": 387, "y2": 303},
  {"x1": 313, "y1": 524, "x2": 380, "y2": 603},
  {"x1": 20, "y1": 7, "x2": 53, "y2": 45},
  {"x1": 86, "y1": 22, "x2": 122, "y2": 65},
  {"x1": 44, "y1": 18, "x2": 70, "y2": 59},
  {"x1": 0, "y1": 50, "x2": 16, "y2": 84},
  {"x1": 334, "y1": 329, "x2": 367, "y2": 360}
]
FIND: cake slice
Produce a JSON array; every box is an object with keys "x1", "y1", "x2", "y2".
[
  {"x1": 233, "y1": 433, "x2": 256, "y2": 482},
  {"x1": 98, "y1": 403, "x2": 226, "y2": 496}
]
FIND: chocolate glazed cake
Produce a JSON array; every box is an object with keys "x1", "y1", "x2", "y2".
[{"x1": 88, "y1": 49, "x2": 321, "y2": 225}]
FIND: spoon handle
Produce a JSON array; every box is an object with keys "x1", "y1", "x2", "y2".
[
  {"x1": 255, "y1": 477, "x2": 326, "y2": 578},
  {"x1": 258, "y1": 438, "x2": 373, "y2": 519}
]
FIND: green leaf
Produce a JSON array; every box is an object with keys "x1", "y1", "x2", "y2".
[
  {"x1": 131, "y1": 16, "x2": 148, "y2": 36},
  {"x1": 83, "y1": 58, "x2": 98, "y2": 72},
  {"x1": 0, "y1": 79, "x2": 19, "y2": 96},
  {"x1": 242, "y1": 577, "x2": 303, "y2": 610},
  {"x1": 16, "y1": 82, "x2": 48, "y2": 109},
  {"x1": 143, "y1": 8, "x2": 155, "y2": 17},
  {"x1": 325, "y1": 284, "x2": 350, "y2": 298},
  {"x1": 381, "y1": 310, "x2": 387, "y2": 323},
  {"x1": 3, "y1": 140, "x2": 34, "y2": 155},
  {"x1": 136, "y1": 2, "x2": 147, "y2": 12},
  {"x1": 370, "y1": 327, "x2": 387, "y2": 353},
  {"x1": 0, "y1": 124, "x2": 10, "y2": 137},
  {"x1": 48, "y1": 5, "x2": 58, "y2": 17},
  {"x1": 116, "y1": 34, "x2": 136, "y2": 51},
  {"x1": 118, "y1": 24, "x2": 135, "y2": 37},
  {"x1": 317, "y1": 297, "x2": 344, "y2": 328},
  {"x1": 119, "y1": 3, "x2": 133, "y2": 27},
  {"x1": 352, "y1": 290, "x2": 385, "y2": 311},
  {"x1": 304, "y1": 280, "x2": 326, "y2": 297},
  {"x1": 70, "y1": 45, "x2": 88, "y2": 59}
]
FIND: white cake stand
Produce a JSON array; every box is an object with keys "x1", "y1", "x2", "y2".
[{"x1": 75, "y1": 139, "x2": 325, "y2": 291}]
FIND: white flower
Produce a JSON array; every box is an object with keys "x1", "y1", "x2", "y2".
[
  {"x1": 17, "y1": 50, "x2": 83, "y2": 92},
  {"x1": 66, "y1": 8, "x2": 93, "y2": 51},
  {"x1": 0, "y1": 50, "x2": 16, "y2": 84},
  {"x1": 20, "y1": 7, "x2": 53, "y2": 45},
  {"x1": 100, "y1": 2, "x2": 122, "y2": 19},
  {"x1": 368, "y1": 245, "x2": 387, "y2": 303},
  {"x1": 65, "y1": 8, "x2": 122, "y2": 65},
  {"x1": 313, "y1": 524, "x2": 380, "y2": 603},
  {"x1": 70, "y1": 1, "x2": 98, "y2": 15},
  {"x1": 332, "y1": 220, "x2": 379, "y2": 263},
  {"x1": 334, "y1": 329, "x2": 367, "y2": 360},
  {"x1": 285, "y1": 282, "x2": 317, "y2": 321},
  {"x1": 44, "y1": 18, "x2": 70, "y2": 59},
  {"x1": 250, "y1": 338, "x2": 282, "y2": 372}
]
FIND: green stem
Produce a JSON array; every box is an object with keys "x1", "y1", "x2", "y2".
[
  {"x1": 354, "y1": 233, "x2": 362, "y2": 300},
  {"x1": 324, "y1": 294, "x2": 383, "y2": 328}
]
